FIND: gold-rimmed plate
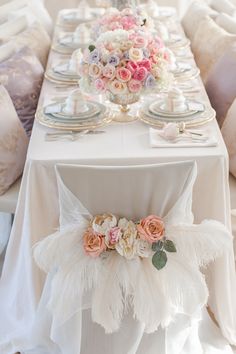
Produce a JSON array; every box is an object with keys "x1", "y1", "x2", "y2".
[
  {"x1": 45, "y1": 68, "x2": 79, "y2": 85},
  {"x1": 167, "y1": 37, "x2": 190, "y2": 50},
  {"x1": 173, "y1": 66, "x2": 200, "y2": 81},
  {"x1": 36, "y1": 106, "x2": 112, "y2": 131},
  {"x1": 139, "y1": 105, "x2": 215, "y2": 128}
]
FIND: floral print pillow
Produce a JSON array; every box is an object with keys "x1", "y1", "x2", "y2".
[
  {"x1": 0, "y1": 85, "x2": 29, "y2": 195},
  {"x1": 0, "y1": 47, "x2": 44, "y2": 136}
]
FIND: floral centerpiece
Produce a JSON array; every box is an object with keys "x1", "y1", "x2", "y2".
[
  {"x1": 91, "y1": 7, "x2": 153, "y2": 40},
  {"x1": 83, "y1": 213, "x2": 176, "y2": 270},
  {"x1": 78, "y1": 28, "x2": 171, "y2": 121}
]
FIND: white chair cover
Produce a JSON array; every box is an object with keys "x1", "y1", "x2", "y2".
[
  {"x1": 191, "y1": 16, "x2": 236, "y2": 82},
  {"x1": 26, "y1": 161, "x2": 232, "y2": 354}
]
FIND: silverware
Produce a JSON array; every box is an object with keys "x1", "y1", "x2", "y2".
[{"x1": 45, "y1": 129, "x2": 105, "y2": 141}]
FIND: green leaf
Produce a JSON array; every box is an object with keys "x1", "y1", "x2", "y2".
[
  {"x1": 164, "y1": 240, "x2": 177, "y2": 253},
  {"x1": 152, "y1": 240, "x2": 163, "y2": 252},
  {"x1": 152, "y1": 250, "x2": 167, "y2": 270},
  {"x1": 88, "y1": 44, "x2": 96, "y2": 52}
]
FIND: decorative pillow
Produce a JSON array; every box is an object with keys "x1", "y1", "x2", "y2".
[
  {"x1": 0, "y1": 0, "x2": 52, "y2": 35},
  {"x1": 0, "y1": 42, "x2": 15, "y2": 63},
  {"x1": 0, "y1": 47, "x2": 44, "y2": 136},
  {"x1": 182, "y1": 1, "x2": 218, "y2": 40},
  {"x1": 191, "y1": 16, "x2": 236, "y2": 82},
  {"x1": 210, "y1": 0, "x2": 236, "y2": 15},
  {"x1": 221, "y1": 99, "x2": 236, "y2": 178},
  {"x1": 215, "y1": 12, "x2": 236, "y2": 34},
  {"x1": 12, "y1": 22, "x2": 51, "y2": 68},
  {"x1": 0, "y1": 85, "x2": 29, "y2": 196},
  {"x1": 205, "y1": 44, "x2": 236, "y2": 127},
  {"x1": 0, "y1": 16, "x2": 28, "y2": 44}
]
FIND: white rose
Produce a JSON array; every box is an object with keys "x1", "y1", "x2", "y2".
[
  {"x1": 128, "y1": 48, "x2": 143, "y2": 62},
  {"x1": 135, "y1": 239, "x2": 152, "y2": 258},
  {"x1": 115, "y1": 233, "x2": 137, "y2": 260},
  {"x1": 92, "y1": 213, "x2": 117, "y2": 234}
]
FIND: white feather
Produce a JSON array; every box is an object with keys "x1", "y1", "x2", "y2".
[
  {"x1": 167, "y1": 220, "x2": 232, "y2": 268},
  {"x1": 131, "y1": 257, "x2": 163, "y2": 333},
  {"x1": 33, "y1": 222, "x2": 88, "y2": 273},
  {"x1": 92, "y1": 252, "x2": 125, "y2": 333}
]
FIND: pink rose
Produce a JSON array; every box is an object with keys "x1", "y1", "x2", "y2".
[
  {"x1": 105, "y1": 226, "x2": 122, "y2": 249},
  {"x1": 133, "y1": 36, "x2": 147, "y2": 48},
  {"x1": 128, "y1": 79, "x2": 142, "y2": 93},
  {"x1": 94, "y1": 78, "x2": 106, "y2": 92},
  {"x1": 83, "y1": 228, "x2": 106, "y2": 258},
  {"x1": 138, "y1": 59, "x2": 151, "y2": 71},
  {"x1": 121, "y1": 16, "x2": 136, "y2": 30},
  {"x1": 137, "y1": 215, "x2": 165, "y2": 244},
  {"x1": 108, "y1": 22, "x2": 123, "y2": 31},
  {"x1": 103, "y1": 64, "x2": 116, "y2": 79},
  {"x1": 133, "y1": 67, "x2": 147, "y2": 81},
  {"x1": 116, "y1": 67, "x2": 132, "y2": 82},
  {"x1": 126, "y1": 61, "x2": 138, "y2": 74}
]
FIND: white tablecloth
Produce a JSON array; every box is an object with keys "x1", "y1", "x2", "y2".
[{"x1": 0, "y1": 8, "x2": 235, "y2": 354}]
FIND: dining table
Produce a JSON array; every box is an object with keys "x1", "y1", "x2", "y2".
[{"x1": 0, "y1": 6, "x2": 235, "y2": 354}]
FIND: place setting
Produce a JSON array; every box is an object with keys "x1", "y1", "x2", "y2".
[
  {"x1": 45, "y1": 49, "x2": 82, "y2": 84},
  {"x1": 139, "y1": 87, "x2": 216, "y2": 129},
  {"x1": 56, "y1": 0, "x2": 102, "y2": 29},
  {"x1": 36, "y1": 89, "x2": 113, "y2": 136},
  {"x1": 141, "y1": 0, "x2": 177, "y2": 21},
  {"x1": 52, "y1": 23, "x2": 92, "y2": 54}
]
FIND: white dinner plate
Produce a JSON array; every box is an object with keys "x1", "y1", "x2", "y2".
[{"x1": 149, "y1": 99, "x2": 203, "y2": 118}]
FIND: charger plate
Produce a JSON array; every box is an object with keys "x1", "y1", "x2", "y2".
[
  {"x1": 174, "y1": 67, "x2": 200, "y2": 81},
  {"x1": 139, "y1": 103, "x2": 215, "y2": 128},
  {"x1": 36, "y1": 106, "x2": 112, "y2": 131},
  {"x1": 166, "y1": 37, "x2": 190, "y2": 50},
  {"x1": 149, "y1": 100, "x2": 200, "y2": 117},
  {"x1": 52, "y1": 36, "x2": 89, "y2": 54},
  {"x1": 45, "y1": 68, "x2": 79, "y2": 84}
]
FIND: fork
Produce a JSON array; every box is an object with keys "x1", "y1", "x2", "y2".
[{"x1": 45, "y1": 130, "x2": 105, "y2": 141}]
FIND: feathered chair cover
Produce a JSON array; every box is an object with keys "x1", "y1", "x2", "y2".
[{"x1": 32, "y1": 161, "x2": 232, "y2": 353}]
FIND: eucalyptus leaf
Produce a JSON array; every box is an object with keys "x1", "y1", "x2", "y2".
[
  {"x1": 88, "y1": 44, "x2": 96, "y2": 52},
  {"x1": 164, "y1": 240, "x2": 177, "y2": 253},
  {"x1": 152, "y1": 240, "x2": 163, "y2": 252},
  {"x1": 152, "y1": 250, "x2": 167, "y2": 270}
]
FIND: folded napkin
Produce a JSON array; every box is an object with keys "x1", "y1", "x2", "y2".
[
  {"x1": 44, "y1": 104, "x2": 62, "y2": 114},
  {"x1": 149, "y1": 128, "x2": 218, "y2": 148}
]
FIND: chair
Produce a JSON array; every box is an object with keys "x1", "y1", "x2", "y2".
[
  {"x1": 0, "y1": 177, "x2": 21, "y2": 214},
  {"x1": 27, "y1": 161, "x2": 232, "y2": 354}
]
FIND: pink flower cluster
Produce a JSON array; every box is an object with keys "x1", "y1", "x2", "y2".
[
  {"x1": 79, "y1": 29, "x2": 169, "y2": 95},
  {"x1": 92, "y1": 8, "x2": 148, "y2": 39}
]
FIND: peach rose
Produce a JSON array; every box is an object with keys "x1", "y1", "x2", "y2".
[
  {"x1": 128, "y1": 79, "x2": 142, "y2": 93},
  {"x1": 109, "y1": 79, "x2": 127, "y2": 95},
  {"x1": 83, "y1": 228, "x2": 106, "y2": 258},
  {"x1": 88, "y1": 63, "x2": 102, "y2": 78},
  {"x1": 116, "y1": 67, "x2": 132, "y2": 82},
  {"x1": 137, "y1": 215, "x2": 165, "y2": 243}
]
